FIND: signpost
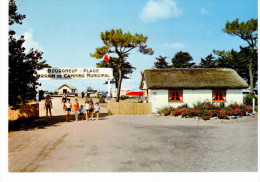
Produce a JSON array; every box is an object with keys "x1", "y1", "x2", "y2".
[{"x1": 37, "y1": 68, "x2": 113, "y2": 100}]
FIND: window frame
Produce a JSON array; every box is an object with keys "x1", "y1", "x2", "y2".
[
  {"x1": 212, "y1": 89, "x2": 226, "y2": 102},
  {"x1": 168, "y1": 89, "x2": 183, "y2": 102}
]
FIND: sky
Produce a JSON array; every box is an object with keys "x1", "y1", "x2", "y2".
[{"x1": 10, "y1": 0, "x2": 258, "y2": 92}]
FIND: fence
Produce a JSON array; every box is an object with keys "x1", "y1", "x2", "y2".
[
  {"x1": 8, "y1": 103, "x2": 39, "y2": 121},
  {"x1": 107, "y1": 102, "x2": 152, "y2": 115}
]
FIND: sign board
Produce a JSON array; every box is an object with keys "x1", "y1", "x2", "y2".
[{"x1": 37, "y1": 68, "x2": 113, "y2": 80}]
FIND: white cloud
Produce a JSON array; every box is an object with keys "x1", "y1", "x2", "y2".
[
  {"x1": 140, "y1": 0, "x2": 182, "y2": 23},
  {"x1": 22, "y1": 28, "x2": 43, "y2": 53},
  {"x1": 162, "y1": 42, "x2": 187, "y2": 50},
  {"x1": 200, "y1": 7, "x2": 208, "y2": 15}
]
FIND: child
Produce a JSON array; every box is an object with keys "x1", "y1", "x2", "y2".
[
  {"x1": 94, "y1": 102, "x2": 100, "y2": 120},
  {"x1": 79, "y1": 105, "x2": 84, "y2": 120},
  {"x1": 89, "y1": 100, "x2": 94, "y2": 121},
  {"x1": 65, "y1": 99, "x2": 72, "y2": 122},
  {"x1": 44, "y1": 95, "x2": 52, "y2": 117},
  {"x1": 74, "y1": 99, "x2": 79, "y2": 121},
  {"x1": 85, "y1": 100, "x2": 90, "y2": 121}
]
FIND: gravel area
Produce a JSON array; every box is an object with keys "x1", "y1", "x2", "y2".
[{"x1": 9, "y1": 109, "x2": 258, "y2": 172}]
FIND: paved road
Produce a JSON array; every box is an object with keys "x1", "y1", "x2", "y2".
[{"x1": 9, "y1": 113, "x2": 257, "y2": 172}]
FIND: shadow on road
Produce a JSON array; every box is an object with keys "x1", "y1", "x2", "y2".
[{"x1": 9, "y1": 113, "x2": 109, "y2": 132}]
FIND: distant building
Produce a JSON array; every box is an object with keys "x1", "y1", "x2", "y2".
[
  {"x1": 58, "y1": 84, "x2": 78, "y2": 96},
  {"x1": 112, "y1": 88, "x2": 131, "y2": 98}
]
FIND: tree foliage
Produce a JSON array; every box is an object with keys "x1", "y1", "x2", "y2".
[
  {"x1": 198, "y1": 54, "x2": 217, "y2": 68},
  {"x1": 9, "y1": 0, "x2": 50, "y2": 106},
  {"x1": 171, "y1": 51, "x2": 196, "y2": 68},
  {"x1": 91, "y1": 28, "x2": 153, "y2": 102},
  {"x1": 153, "y1": 55, "x2": 169, "y2": 68},
  {"x1": 97, "y1": 55, "x2": 136, "y2": 88},
  {"x1": 222, "y1": 18, "x2": 258, "y2": 94},
  {"x1": 213, "y1": 47, "x2": 258, "y2": 89}
]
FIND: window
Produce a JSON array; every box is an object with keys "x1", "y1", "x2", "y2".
[
  {"x1": 169, "y1": 89, "x2": 183, "y2": 102},
  {"x1": 212, "y1": 89, "x2": 226, "y2": 101}
]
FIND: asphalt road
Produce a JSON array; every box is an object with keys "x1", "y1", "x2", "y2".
[{"x1": 8, "y1": 114, "x2": 258, "y2": 172}]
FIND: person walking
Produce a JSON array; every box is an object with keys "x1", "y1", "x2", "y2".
[
  {"x1": 73, "y1": 99, "x2": 79, "y2": 121},
  {"x1": 89, "y1": 100, "x2": 94, "y2": 121},
  {"x1": 79, "y1": 105, "x2": 84, "y2": 120},
  {"x1": 61, "y1": 92, "x2": 67, "y2": 111},
  {"x1": 81, "y1": 91, "x2": 85, "y2": 99},
  {"x1": 94, "y1": 102, "x2": 100, "y2": 120},
  {"x1": 85, "y1": 100, "x2": 90, "y2": 121},
  {"x1": 44, "y1": 95, "x2": 53, "y2": 117},
  {"x1": 65, "y1": 99, "x2": 72, "y2": 122}
]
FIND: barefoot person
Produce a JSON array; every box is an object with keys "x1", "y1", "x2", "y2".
[
  {"x1": 79, "y1": 105, "x2": 84, "y2": 120},
  {"x1": 85, "y1": 100, "x2": 90, "y2": 121},
  {"x1": 44, "y1": 95, "x2": 53, "y2": 117},
  {"x1": 89, "y1": 100, "x2": 94, "y2": 121},
  {"x1": 73, "y1": 99, "x2": 79, "y2": 121},
  {"x1": 94, "y1": 102, "x2": 100, "y2": 120},
  {"x1": 61, "y1": 93, "x2": 67, "y2": 111},
  {"x1": 65, "y1": 99, "x2": 72, "y2": 122}
]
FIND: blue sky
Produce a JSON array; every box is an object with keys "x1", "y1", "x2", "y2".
[{"x1": 11, "y1": 0, "x2": 258, "y2": 92}]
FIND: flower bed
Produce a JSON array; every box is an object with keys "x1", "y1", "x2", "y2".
[{"x1": 157, "y1": 102, "x2": 253, "y2": 120}]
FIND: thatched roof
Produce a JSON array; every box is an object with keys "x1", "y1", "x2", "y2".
[{"x1": 140, "y1": 68, "x2": 248, "y2": 89}]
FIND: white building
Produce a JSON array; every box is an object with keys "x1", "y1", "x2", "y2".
[
  {"x1": 140, "y1": 68, "x2": 248, "y2": 113},
  {"x1": 58, "y1": 84, "x2": 78, "y2": 96},
  {"x1": 112, "y1": 88, "x2": 131, "y2": 98}
]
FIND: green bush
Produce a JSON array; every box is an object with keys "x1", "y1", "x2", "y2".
[
  {"x1": 120, "y1": 95, "x2": 125, "y2": 100},
  {"x1": 244, "y1": 94, "x2": 258, "y2": 106},
  {"x1": 74, "y1": 93, "x2": 78, "y2": 96},
  {"x1": 49, "y1": 92, "x2": 53, "y2": 95},
  {"x1": 220, "y1": 102, "x2": 225, "y2": 108},
  {"x1": 53, "y1": 91, "x2": 58, "y2": 95}
]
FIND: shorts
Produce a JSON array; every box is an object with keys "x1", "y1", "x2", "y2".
[
  {"x1": 86, "y1": 109, "x2": 89, "y2": 111},
  {"x1": 89, "y1": 109, "x2": 93, "y2": 112},
  {"x1": 95, "y1": 111, "x2": 99, "y2": 113},
  {"x1": 79, "y1": 113, "x2": 84, "y2": 115},
  {"x1": 66, "y1": 108, "x2": 71, "y2": 112},
  {"x1": 46, "y1": 105, "x2": 51, "y2": 108}
]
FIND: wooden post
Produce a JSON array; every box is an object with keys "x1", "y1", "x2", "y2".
[
  {"x1": 107, "y1": 79, "x2": 111, "y2": 98},
  {"x1": 36, "y1": 87, "x2": 39, "y2": 103}
]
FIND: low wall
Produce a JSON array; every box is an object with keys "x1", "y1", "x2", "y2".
[
  {"x1": 107, "y1": 102, "x2": 152, "y2": 115},
  {"x1": 9, "y1": 103, "x2": 39, "y2": 121}
]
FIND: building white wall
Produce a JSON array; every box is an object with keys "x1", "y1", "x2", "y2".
[
  {"x1": 149, "y1": 89, "x2": 243, "y2": 113},
  {"x1": 58, "y1": 86, "x2": 78, "y2": 95},
  {"x1": 226, "y1": 89, "x2": 243, "y2": 105}
]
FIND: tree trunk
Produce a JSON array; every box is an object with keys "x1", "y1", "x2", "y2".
[
  {"x1": 249, "y1": 55, "x2": 254, "y2": 95},
  {"x1": 116, "y1": 68, "x2": 123, "y2": 102}
]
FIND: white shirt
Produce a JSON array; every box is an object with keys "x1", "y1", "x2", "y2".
[
  {"x1": 85, "y1": 103, "x2": 89, "y2": 110},
  {"x1": 95, "y1": 106, "x2": 100, "y2": 112},
  {"x1": 65, "y1": 103, "x2": 71, "y2": 108}
]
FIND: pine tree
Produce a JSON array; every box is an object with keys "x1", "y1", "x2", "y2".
[
  {"x1": 91, "y1": 28, "x2": 153, "y2": 102},
  {"x1": 223, "y1": 18, "x2": 258, "y2": 94},
  {"x1": 198, "y1": 54, "x2": 217, "y2": 68},
  {"x1": 153, "y1": 55, "x2": 169, "y2": 68},
  {"x1": 96, "y1": 56, "x2": 136, "y2": 88},
  {"x1": 171, "y1": 51, "x2": 196, "y2": 68}
]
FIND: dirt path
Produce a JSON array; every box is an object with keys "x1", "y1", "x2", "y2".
[{"x1": 9, "y1": 113, "x2": 258, "y2": 172}]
